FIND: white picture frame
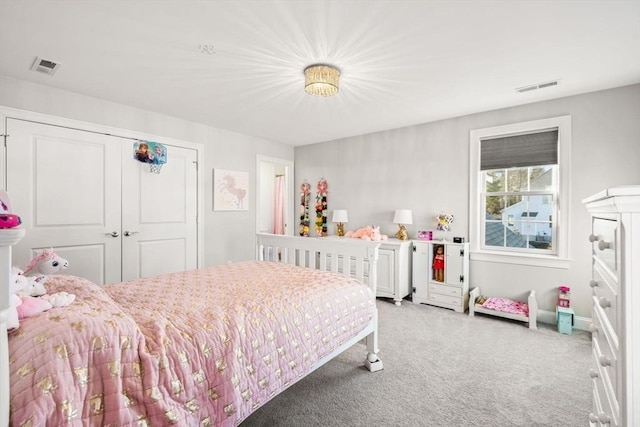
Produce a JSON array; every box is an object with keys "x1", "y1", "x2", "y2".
[{"x1": 213, "y1": 169, "x2": 249, "y2": 211}]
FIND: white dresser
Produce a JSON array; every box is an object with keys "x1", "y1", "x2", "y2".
[{"x1": 583, "y1": 186, "x2": 639, "y2": 427}]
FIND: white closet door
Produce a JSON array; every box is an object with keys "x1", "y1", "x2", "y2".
[
  {"x1": 5, "y1": 119, "x2": 122, "y2": 285},
  {"x1": 121, "y1": 144, "x2": 197, "y2": 281}
]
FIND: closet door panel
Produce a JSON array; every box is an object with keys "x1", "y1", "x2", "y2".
[
  {"x1": 5, "y1": 119, "x2": 122, "y2": 285},
  {"x1": 121, "y1": 144, "x2": 197, "y2": 281}
]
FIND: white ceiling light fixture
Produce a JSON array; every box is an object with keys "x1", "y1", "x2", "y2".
[{"x1": 304, "y1": 64, "x2": 340, "y2": 97}]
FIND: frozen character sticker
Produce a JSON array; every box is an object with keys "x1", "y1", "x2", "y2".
[{"x1": 133, "y1": 141, "x2": 167, "y2": 165}]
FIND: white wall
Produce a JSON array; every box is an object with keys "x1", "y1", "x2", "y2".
[
  {"x1": 294, "y1": 84, "x2": 640, "y2": 318},
  {"x1": 0, "y1": 76, "x2": 294, "y2": 266}
]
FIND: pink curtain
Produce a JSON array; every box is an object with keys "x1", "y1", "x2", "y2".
[{"x1": 273, "y1": 175, "x2": 285, "y2": 234}]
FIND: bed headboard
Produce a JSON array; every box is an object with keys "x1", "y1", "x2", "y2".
[{"x1": 256, "y1": 233, "x2": 380, "y2": 294}]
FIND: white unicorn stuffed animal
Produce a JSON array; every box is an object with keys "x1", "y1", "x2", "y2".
[{"x1": 22, "y1": 248, "x2": 69, "y2": 276}]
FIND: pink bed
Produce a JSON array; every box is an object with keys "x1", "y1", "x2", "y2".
[{"x1": 8, "y1": 261, "x2": 377, "y2": 425}]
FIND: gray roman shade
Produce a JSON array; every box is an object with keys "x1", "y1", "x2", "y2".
[{"x1": 480, "y1": 129, "x2": 558, "y2": 170}]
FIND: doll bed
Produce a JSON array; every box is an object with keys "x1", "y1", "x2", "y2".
[
  {"x1": 1, "y1": 232, "x2": 381, "y2": 426},
  {"x1": 469, "y1": 287, "x2": 538, "y2": 330}
]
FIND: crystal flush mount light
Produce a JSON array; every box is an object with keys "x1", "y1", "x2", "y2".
[{"x1": 304, "y1": 64, "x2": 340, "y2": 97}]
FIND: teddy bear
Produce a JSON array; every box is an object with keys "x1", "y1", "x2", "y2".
[{"x1": 345, "y1": 225, "x2": 388, "y2": 241}]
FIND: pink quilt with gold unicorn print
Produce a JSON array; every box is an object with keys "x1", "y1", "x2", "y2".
[{"x1": 9, "y1": 261, "x2": 375, "y2": 426}]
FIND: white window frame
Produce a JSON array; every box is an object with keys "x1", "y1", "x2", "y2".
[{"x1": 469, "y1": 116, "x2": 571, "y2": 269}]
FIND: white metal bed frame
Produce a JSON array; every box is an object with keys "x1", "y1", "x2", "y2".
[{"x1": 0, "y1": 231, "x2": 383, "y2": 425}]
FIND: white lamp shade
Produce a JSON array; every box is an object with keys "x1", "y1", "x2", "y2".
[
  {"x1": 393, "y1": 209, "x2": 413, "y2": 225},
  {"x1": 332, "y1": 210, "x2": 349, "y2": 223}
]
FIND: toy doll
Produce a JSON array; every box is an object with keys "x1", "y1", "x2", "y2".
[{"x1": 433, "y1": 245, "x2": 445, "y2": 282}]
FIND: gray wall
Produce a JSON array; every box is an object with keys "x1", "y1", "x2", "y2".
[
  {"x1": 0, "y1": 76, "x2": 294, "y2": 266},
  {"x1": 294, "y1": 84, "x2": 640, "y2": 318}
]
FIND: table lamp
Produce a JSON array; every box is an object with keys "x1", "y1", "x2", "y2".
[
  {"x1": 332, "y1": 210, "x2": 348, "y2": 237},
  {"x1": 393, "y1": 209, "x2": 412, "y2": 240}
]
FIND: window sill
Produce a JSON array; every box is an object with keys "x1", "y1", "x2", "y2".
[{"x1": 470, "y1": 250, "x2": 570, "y2": 269}]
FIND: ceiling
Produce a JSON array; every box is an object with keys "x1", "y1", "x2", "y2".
[{"x1": 0, "y1": 1, "x2": 639, "y2": 146}]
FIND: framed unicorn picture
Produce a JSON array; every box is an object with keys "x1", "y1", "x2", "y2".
[{"x1": 213, "y1": 169, "x2": 249, "y2": 211}]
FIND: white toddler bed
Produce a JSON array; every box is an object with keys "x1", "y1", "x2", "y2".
[{"x1": 469, "y1": 287, "x2": 538, "y2": 329}]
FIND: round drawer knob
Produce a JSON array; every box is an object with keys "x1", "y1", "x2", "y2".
[
  {"x1": 599, "y1": 355, "x2": 611, "y2": 367},
  {"x1": 588, "y1": 234, "x2": 600, "y2": 242},
  {"x1": 598, "y1": 240, "x2": 611, "y2": 251},
  {"x1": 599, "y1": 298, "x2": 611, "y2": 309},
  {"x1": 589, "y1": 323, "x2": 599, "y2": 333},
  {"x1": 589, "y1": 280, "x2": 599, "y2": 288},
  {"x1": 589, "y1": 369, "x2": 599, "y2": 378}
]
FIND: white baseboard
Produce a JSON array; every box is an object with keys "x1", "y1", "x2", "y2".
[{"x1": 537, "y1": 309, "x2": 592, "y2": 332}]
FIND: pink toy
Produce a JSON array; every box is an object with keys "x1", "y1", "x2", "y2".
[
  {"x1": 8, "y1": 252, "x2": 75, "y2": 329},
  {"x1": 23, "y1": 248, "x2": 69, "y2": 276},
  {"x1": 8, "y1": 269, "x2": 54, "y2": 329},
  {"x1": 7, "y1": 272, "x2": 28, "y2": 330},
  {"x1": 345, "y1": 225, "x2": 388, "y2": 241},
  {"x1": 0, "y1": 190, "x2": 21, "y2": 229},
  {"x1": 558, "y1": 285, "x2": 571, "y2": 308},
  {"x1": 16, "y1": 296, "x2": 53, "y2": 320}
]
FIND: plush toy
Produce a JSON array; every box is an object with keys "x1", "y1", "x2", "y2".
[
  {"x1": 16, "y1": 295, "x2": 53, "y2": 321},
  {"x1": 0, "y1": 190, "x2": 21, "y2": 229},
  {"x1": 7, "y1": 271, "x2": 28, "y2": 330},
  {"x1": 345, "y1": 225, "x2": 388, "y2": 241},
  {"x1": 8, "y1": 253, "x2": 76, "y2": 329},
  {"x1": 23, "y1": 248, "x2": 69, "y2": 276},
  {"x1": 16, "y1": 275, "x2": 48, "y2": 298},
  {"x1": 42, "y1": 292, "x2": 76, "y2": 307}
]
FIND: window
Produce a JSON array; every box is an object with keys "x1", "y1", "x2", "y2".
[{"x1": 469, "y1": 116, "x2": 571, "y2": 268}]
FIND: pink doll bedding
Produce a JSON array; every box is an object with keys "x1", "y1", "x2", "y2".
[
  {"x1": 8, "y1": 261, "x2": 376, "y2": 426},
  {"x1": 480, "y1": 297, "x2": 529, "y2": 317}
]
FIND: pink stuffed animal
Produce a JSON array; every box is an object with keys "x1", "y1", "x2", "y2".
[
  {"x1": 7, "y1": 270, "x2": 28, "y2": 330},
  {"x1": 345, "y1": 225, "x2": 388, "y2": 241},
  {"x1": 16, "y1": 295, "x2": 53, "y2": 321},
  {"x1": 9, "y1": 257, "x2": 76, "y2": 329}
]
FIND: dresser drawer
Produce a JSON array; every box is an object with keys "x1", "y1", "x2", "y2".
[
  {"x1": 591, "y1": 303, "x2": 618, "y2": 353},
  {"x1": 592, "y1": 263, "x2": 619, "y2": 333},
  {"x1": 591, "y1": 344, "x2": 619, "y2": 426},
  {"x1": 589, "y1": 370, "x2": 618, "y2": 427},
  {"x1": 590, "y1": 216, "x2": 618, "y2": 276},
  {"x1": 428, "y1": 292, "x2": 461, "y2": 307},
  {"x1": 591, "y1": 265, "x2": 619, "y2": 334},
  {"x1": 428, "y1": 282, "x2": 462, "y2": 298},
  {"x1": 592, "y1": 317, "x2": 618, "y2": 400}
]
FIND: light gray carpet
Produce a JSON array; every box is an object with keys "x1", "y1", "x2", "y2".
[{"x1": 241, "y1": 298, "x2": 591, "y2": 427}]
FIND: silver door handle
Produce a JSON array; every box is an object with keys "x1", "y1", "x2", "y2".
[
  {"x1": 105, "y1": 231, "x2": 119, "y2": 237},
  {"x1": 123, "y1": 230, "x2": 139, "y2": 237}
]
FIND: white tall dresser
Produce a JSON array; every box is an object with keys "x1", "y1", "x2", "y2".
[{"x1": 583, "y1": 185, "x2": 639, "y2": 427}]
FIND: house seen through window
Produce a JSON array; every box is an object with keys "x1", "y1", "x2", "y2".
[{"x1": 483, "y1": 165, "x2": 555, "y2": 253}]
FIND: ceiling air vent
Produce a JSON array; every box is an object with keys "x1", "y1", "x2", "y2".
[
  {"x1": 516, "y1": 79, "x2": 560, "y2": 94},
  {"x1": 30, "y1": 57, "x2": 61, "y2": 75}
]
